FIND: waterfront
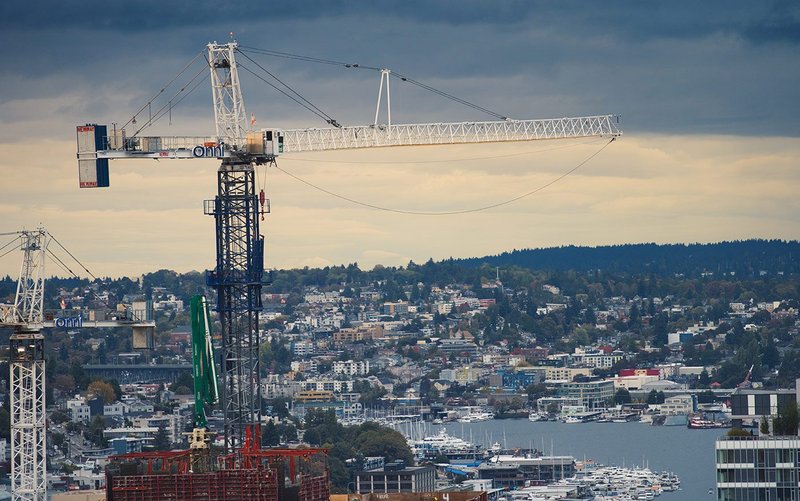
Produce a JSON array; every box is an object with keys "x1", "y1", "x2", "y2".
[{"x1": 439, "y1": 419, "x2": 722, "y2": 501}]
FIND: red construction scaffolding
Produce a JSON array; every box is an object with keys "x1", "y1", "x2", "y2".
[
  {"x1": 108, "y1": 468, "x2": 279, "y2": 501},
  {"x1": 106, "y1": 427, "x2": 329, "y2": 501}
]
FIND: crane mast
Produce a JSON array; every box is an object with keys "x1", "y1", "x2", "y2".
[
  {"x1": 205, "y1": 156, "x2": 265, "y2": 451},
  {"x1": 205, "y1": 42, "x2": 266, "y2": 450},
  {"x1": 74, "y1": 40, "x2": 622, "y2": 455},
  {"x1": 9, "y1": 229, "x2": 48, "y2": 501}
]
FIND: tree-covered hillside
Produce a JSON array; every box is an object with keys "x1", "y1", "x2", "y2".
[{"x1": 455, "y1": 240, "x2": 799, "y2": 277}]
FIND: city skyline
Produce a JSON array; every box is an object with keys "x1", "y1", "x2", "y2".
[{"x1": 1, "y1": 2, "x2": 798, "y2": 277}]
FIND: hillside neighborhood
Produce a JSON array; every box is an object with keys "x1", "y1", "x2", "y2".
[{"x1": 0, "y1": 245, "x2": 798, "y2": 492}]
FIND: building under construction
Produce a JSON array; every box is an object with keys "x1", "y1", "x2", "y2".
[{"x1": 105, "y1": 428, "x2": 329, "y2": 501}]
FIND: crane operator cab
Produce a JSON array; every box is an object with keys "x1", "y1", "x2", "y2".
[{"x1": 246, "y1": 128, "x2": 284, "y2": 157}]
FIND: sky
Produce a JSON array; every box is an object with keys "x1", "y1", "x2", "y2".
[{"x1": 0, "y1": 1, "x2": 799, "y2": 278}]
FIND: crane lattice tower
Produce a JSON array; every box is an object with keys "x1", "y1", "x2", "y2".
[{"x1": 10, "y1": 229, "x2": 47, "y2": 501}]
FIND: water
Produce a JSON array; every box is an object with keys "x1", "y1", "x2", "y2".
[{"x1": 439, "y1": 419, "x2": 722, "y2": 501}]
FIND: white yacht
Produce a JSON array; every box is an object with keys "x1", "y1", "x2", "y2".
[
  {"x1": 408, "y1": 429, "x2": 482, "y2": 460},
  {"x1": 457, "y1": 411, "x2": 494, "y2": 423}
]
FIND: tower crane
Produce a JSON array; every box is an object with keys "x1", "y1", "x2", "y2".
[
  {"x1": 2, "y1": 229, "x2": 48, "y2": 501},
  {"x1": 75, "y1": 41, "x2": 622, "y2": 454},
  {"x1": 0, "y1": 229, "x2": 155, "y2": 501}
]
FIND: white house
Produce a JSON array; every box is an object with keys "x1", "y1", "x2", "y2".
[{"x1": 333, "y1": 360, "x2": 370, "y2": 376}]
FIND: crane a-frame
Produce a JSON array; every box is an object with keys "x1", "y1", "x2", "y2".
[{"x1": 76, "y1": 41, "x2": 622, "y2": 453}]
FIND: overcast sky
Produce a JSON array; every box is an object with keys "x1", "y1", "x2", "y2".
[{"x1": 1, "y1": 1, "x2": 798, "y2": 278}]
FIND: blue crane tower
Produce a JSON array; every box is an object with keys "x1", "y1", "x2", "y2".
[{"x1": 204, "y1": 158, "x2": 266, "y2": 450}]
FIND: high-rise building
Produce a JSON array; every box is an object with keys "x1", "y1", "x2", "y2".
[{"x1": 715, "y1": 435, "x2": 800, "y2": 500}]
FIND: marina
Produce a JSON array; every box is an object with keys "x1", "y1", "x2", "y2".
[
  {"x1": 387, "y1": 417, "x2": 696, "y2": 500},
  {"x1": 499, "y1": 462, "x2": 683, "y2": 501},
  {"x1": 419, "y1": 418, "x2": 722, "y2": 501}
]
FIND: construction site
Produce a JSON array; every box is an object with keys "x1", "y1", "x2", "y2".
[
  {"x1": 104, "y1": 428, "x2": 328, "y2": 501},
  {"x1": 0, "y1": 37, "x2": 619, "y2": 501}
]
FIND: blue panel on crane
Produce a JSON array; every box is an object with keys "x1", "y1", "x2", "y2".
[
  {"x1": 94, "y1": 125, "x2": 110, "y2": 187},
  {"x1": 96, "y1": 159, "x2": 109, "y2": 187},
  {"x1": 94, "y1": 125, "x2": 108, "y2": 149},
  {"x1": 252, "y1": 237, "x2": 264, "y2": 279}
]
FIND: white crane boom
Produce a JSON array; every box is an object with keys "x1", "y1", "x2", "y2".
[
  {"x1": 77, "y1": 115, "x2": 620, "y2": 187},
  {"x1": 279, "y1": 115, "x2": 620, "y2": 153}
]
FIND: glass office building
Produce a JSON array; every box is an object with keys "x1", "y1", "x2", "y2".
[{"x1": 716, "y1": 436, "x2": 800, "y2": 501}]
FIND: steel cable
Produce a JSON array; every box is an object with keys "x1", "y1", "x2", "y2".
[{"x1": 272, "y1": 137, "x2": 615, "y2": 215}]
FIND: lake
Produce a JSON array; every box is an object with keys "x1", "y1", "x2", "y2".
[{"x1": 439, "y1": 419, "x2": 722, "y2": 500}]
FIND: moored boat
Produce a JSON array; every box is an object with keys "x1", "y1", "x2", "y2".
[{"x1": 688, "y1": 417, "x2": 730, "y2": 429}]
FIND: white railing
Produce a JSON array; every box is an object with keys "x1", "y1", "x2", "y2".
[
  {"x1": 115, "y1": 136, "x2": 220, "y2": 152},
  {"x1": 282, "y1": 115, "x2": 621, "y2": 153}
]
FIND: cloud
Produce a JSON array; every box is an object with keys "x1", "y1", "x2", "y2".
[
  {"x1": 1, "y1": 134, "x2": 797, "y2": 277},
  {"x1": 0, "y1": 2, "x2": 798, "y2": 141},
  {"x1": 0, "y1": 4, "x2": 798, "y2": 278},
  {"x1": 3, "y1": 2, "x2": 797, "y2": 43}
]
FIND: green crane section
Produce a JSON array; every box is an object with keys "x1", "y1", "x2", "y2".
[{"x1": 190, "y1": 295, "x2": 219, "y2": 429}]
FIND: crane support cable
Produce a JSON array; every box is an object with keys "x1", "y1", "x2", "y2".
[
  {"x1": 121, "y1": 51, "x2": 205, "y2": 131},
  {"x1": 389, "y1": 71, "x2": 507, "y2": 120},
  {"x1": 47, "y1": 237, "x2": 116, "y2": 311},
  {"x1": 139, "y1": 72, "x2": 209, "y2": 134},
  {"x1": 0, "y1": 235, "x2": 22, "y2": 254},
  {"x1": 272, "y1": 137, "x2": 615, "y2": 216},
  {"x1": 0, "y1": 237, "x2": 22, "y2": 260},
  {"x1": 131, "y1": 65, "x2": 210, "y2": 137},
  {"x1": 238, "y1": 63, "x2": 338, "y2": 127},
  {"x1": 46, "y1": 248, "x2": 78, "y2": 278},
  {"x1": 238, "y1": 45, "x2": 381, "y2": 70},
  {"x1": 45, "y1": 249, "x2": 74, "y2": 277},
  {"x1": 237, "y1": 45, "x2": 508, "y2": 120},
  {"x1": 237, "y1": 51, "x2": 340, "y2": 127},
  {"x1": 49, "y1": 232, "x2": 99, "y2": 281}
]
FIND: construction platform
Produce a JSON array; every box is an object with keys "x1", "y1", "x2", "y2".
[{"x1": 105, "y1": 435, "x2": 329, "y2": 501}]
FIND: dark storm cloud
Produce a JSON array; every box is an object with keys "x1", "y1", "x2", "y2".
[
  {"x1": 744, "y1": 19, "x2": 800, "y2": 44},
  {"x1": 3, "y1": 1, "x2": 799, "y2": 42},
  {"x1": 1, "y1": 1, "x2": 798, "y2": 139}
]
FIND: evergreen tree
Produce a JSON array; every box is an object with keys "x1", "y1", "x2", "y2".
[
  {"x1": 760, "y1": 416, "x2": 770, "y2": 436},
  {"x1": 651, "y1": 313, "x2": 669, "y2": 346},
  {"x1": 614, "y1": 388, "x2": 632, "y2": 405},
  {"x1": 773, "y1": 404, "x2": 799, "y2": 436},
  {"x1": 153, "y1": 423, "x2": 170, "y2": 450}
]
